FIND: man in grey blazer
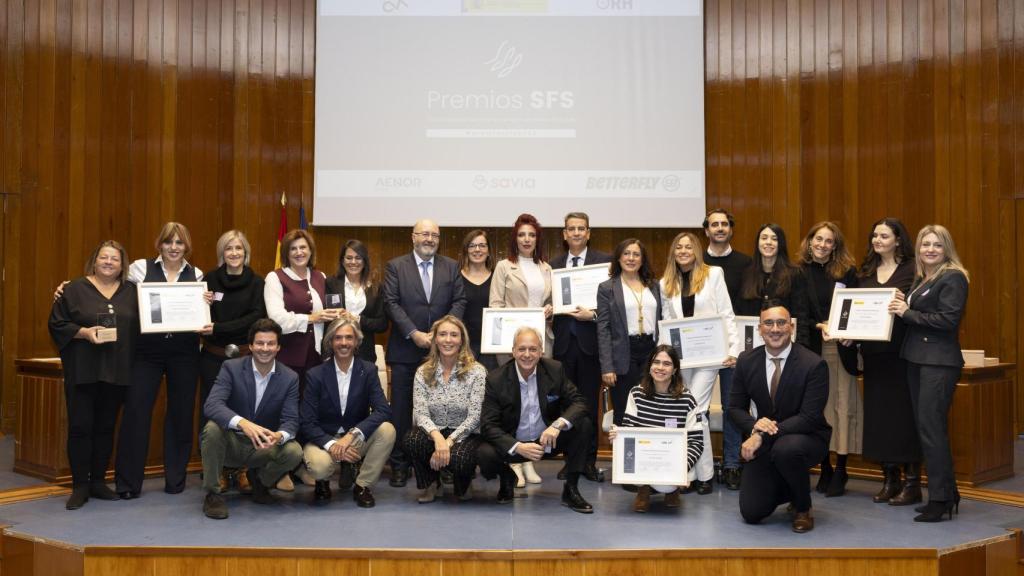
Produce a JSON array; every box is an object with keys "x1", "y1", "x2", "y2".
[
  {"x1": 201, "y1": 319, "x2": 303, "y2": 519},
  {"x1": 382, "y1": 219, "x2": 467, "y2": 486}
]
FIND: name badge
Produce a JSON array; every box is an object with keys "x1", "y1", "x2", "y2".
[
  {"x1": 213, "y1": 292, "x2": 224, "y2": 302},
  {"x1": 664, "y1": 418, "x2": 678, "y2": 428}
]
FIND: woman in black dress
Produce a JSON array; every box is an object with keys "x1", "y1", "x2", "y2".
[
  {"x1": 856, "y1": 218, "x2": 921, "y2": 505},
  {"x1": 736, "y1": 223, "x2": 809, "y2": 346},
  {"x1": 458, "y1": 229, "x2": 497, "y2": 370},
  {"x1": 324, "y1": 239, "x2": 387, "y2": 363},
  {"x1": 49, "y1": 241, "x2": 138, "y2": 509}
]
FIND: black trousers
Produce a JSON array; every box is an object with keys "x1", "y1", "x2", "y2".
[
  {"x1": 907, "y1": 362, "x2": 960, "y2": 502},
  {"x1": 739, "y1": 433, "x2": 826, "y2": 523},
  {"x1": 115, "y1": 346, "x2": 199, "y2": 494},
  {"x1": 388, "y1": 362, "x2": 418, "y2": 471},
  {"x1": 403, "y1": 427, "x2": 481, "y2": 489},
  {"x1": 65, "y1": 380, "x2": 124, "y2": 486},
  {"x1": 555, "y1": 335, "x2": 602, "y2": 464},
  {"x1": 610, "y1": 336, "x2": 656, "y2": 425},
  {"x1": 477, "y1": 415, "x2": 594, "y2": 481}
]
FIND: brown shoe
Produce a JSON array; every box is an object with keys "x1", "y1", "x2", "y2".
[
  {"x1": 353, "y1": 484, "x2": 376, "y2": 508},
  {"x1": 791, "y1": 510, "x2": 814, "y2": 533},
  {"x1": 235, "y1": 467, "x2": 252, "y2": 494},
  {"x1": 633, "y1": 485, "x2": 651, "y2": 513},
  {"x1": 218, "y1": 470, "x2": 231, "y2": 493},
  {"x1": 663, "y1": 488, "x2": 681, "y2": 508}
]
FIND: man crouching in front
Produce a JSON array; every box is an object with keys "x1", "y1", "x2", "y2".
[{"x1": 201, "y1": 319, "x2": 302, "y2": 519}]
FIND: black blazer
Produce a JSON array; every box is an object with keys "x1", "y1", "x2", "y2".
[
  {"x1": 900, "y1": 270, "x2": 968, "y2": 368},
  {"x1": 596, "y1": 277, "x2": 663, "y2": 376},
  {"x1": 299, "y1": 357, "x2": 392, "y2": 448},
  {"x1": 324, "y1": 276, "x2": 387, "y2": 362},
  {"x1": 727, "y1": 343, "x2": 832, "y2": 453},
  {"x1": 550, "y1": 248, "x2": 612, "y2": 357},
  {"x1": 204, "y1": 357, "x2": 300, "y2": 439},
  {"x1": 480, "y1": 357, "x2": 588, "y2": 455},
  {"x1": 383, "y1": 253, "x2": 467, "y2": 364}
]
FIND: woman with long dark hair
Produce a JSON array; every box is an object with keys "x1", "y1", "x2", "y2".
[
  {"x1": 325, "y1": 239, "x2": 387, "y2": 363},
  {"x1": 737, "y1": 223, "x2": 809, "y2": 346},
  {"x1": 458, "y1": 229, "x2": 497, "y2": 370}
]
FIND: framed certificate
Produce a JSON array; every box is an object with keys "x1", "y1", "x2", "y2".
[
  {"x1": 827, "y1": 288, "x2": 897, "y2": 341},
  {"x1": 137, "y1": 282, "x2": 211, "y2": 333},
  {"x1": 735, "y1": 316, "x2": 798, "y2": 352},
  {"x1": 550, "y1": 263, "x2": 610, "y2": 314},
  {"x1": 480, "y1": 307, "x2": 546, "y2": 354},
  {"x1": 612, "y1": 427, "x2": 688, "y2": 486},
  {"x1": 657, "y1": 315, "x2": 729, "y2": 369}
]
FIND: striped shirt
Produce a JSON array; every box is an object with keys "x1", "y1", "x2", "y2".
[{"x1": 622, "y1": 386, "x2": 704, "y2": 470}]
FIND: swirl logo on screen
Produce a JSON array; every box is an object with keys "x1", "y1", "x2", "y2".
[{"x1": 484, "y1": 41, "x2": 523, "y2": 78}]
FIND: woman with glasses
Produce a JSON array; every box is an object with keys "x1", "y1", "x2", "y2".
[
  {"x1": 325, "y1": 239, "x2": 387, "y2": 363},
  {"x1": 458, "y1": 230, "x2": 497, "y2": 370}
]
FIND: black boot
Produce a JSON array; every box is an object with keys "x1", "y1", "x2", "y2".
[
  {"x1": 815, "y1": 456, "x2": 833, "y2": 494},
  {"x1": 872, "y1": 463, "x2": 901, "y2": 503},
  {"x1": 66, "y1": 485, "x2": 90, "y2": 510},
  {"x1": 888, "y1": 462, "x2": 922, "y2": 506},
  {"x1": 496, "y1": 465, "x2": 516, "y2": 504}
]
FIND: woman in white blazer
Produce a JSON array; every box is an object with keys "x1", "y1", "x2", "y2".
[{"x1": 660, "y1": 231, "x2": 740, "y2": 495}]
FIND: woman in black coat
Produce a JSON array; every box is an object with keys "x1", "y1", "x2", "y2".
[{"x1": 736, "y1": 223, "x2": 809, "y2": 346}]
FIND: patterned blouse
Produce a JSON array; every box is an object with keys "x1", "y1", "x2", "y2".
[{"x1": 412, "y1": 361, "x2": 487, "y2": 443}]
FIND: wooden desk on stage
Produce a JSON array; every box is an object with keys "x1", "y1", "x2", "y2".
[{"x1": 14, "y1": 358, "x2": 201, "y2": 484}]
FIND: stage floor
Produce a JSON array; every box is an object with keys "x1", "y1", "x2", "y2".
[{"x1": 0, "y1": 461, "x2": 1019, "y2": 552}]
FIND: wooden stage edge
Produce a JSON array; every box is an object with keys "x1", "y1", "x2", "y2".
[{"x1": 0, "y1": 533, "x2": 1020, "y2": 576}]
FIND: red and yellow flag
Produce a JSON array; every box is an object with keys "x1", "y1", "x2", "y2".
[{"x1": 274, "y1": 192, "x2": 287, "y2": 269}]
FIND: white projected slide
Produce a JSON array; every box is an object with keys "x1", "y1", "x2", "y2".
[{"x1": 314, "y1": 0, "x2": 705, "y2": 228}]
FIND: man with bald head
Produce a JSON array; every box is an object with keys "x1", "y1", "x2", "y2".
[{"x1": 382, "y1": 219, "x2": 467, "y2": 486}]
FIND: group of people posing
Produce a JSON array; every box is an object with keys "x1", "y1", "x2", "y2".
[{"x1": 48, "y1": 209, "x2": 970, "y2": 532}]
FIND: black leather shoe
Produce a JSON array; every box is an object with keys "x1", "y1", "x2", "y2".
[
  {"x1": 247, "y1": 470, "x2": 277, "y2": 505},
  {"x1": 313, "y1": 480, "x2": 333, "y2": 504},
  {"x1": 389, "y1": 467, "x2": 408, "y2": 488},
  {"x1": 723, "y1": 468, "x2": 741, "y2": 491},
  {"x1": 583, "y1": 463, "x2": 605, "y2": 483},
  {"x1": 338, "y1": 462, "x2": 357, "y2": 492},
  {"x1": 556, "y1": 463, "x2": 567, "y2": 480},
  {"x1": 695, "y1": 480, "x2": 713, "y2": 495},
  {"x1": 117, "y1": 490, "x2": 140, "y2": 500},
  {"x1": 66, "y1": 485, "x2": 90, "y2": 510},
  {"x1": 203, "y1": 492, "x2": 229, "y2": 519},
  {"x1": 353, "y1": 484, "x2": 376, "y2": 508},
  {"x1": 89, "y1": 482, "x2": 120, "y2": 500},
  {"x1": 496, "y1": 466, "x2": 516, "y2": 504},
  {"x1": 561, "y1": 484, "x2": 593, "y2": 514}
]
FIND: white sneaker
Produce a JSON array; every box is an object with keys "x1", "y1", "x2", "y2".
[
  {"x1": 510, "y1": 463, "x2": 526, "y2": 488},
  {"x1": 522, "y1": 461, "x2": 542, "y2": 484}
]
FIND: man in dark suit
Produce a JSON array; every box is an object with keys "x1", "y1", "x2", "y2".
[
  {"x1": 727, "y1": 302, "x2": 831, "y2": 533},
  {"x1": 201, "y1": 319, "x2": 303, "y2": 519},
  {"x1": 300, "y1": 317, "x2": 395, "y2": 508},
  {"x1": 549, "y1": 212, "x2": 610, "y2": 483},
  {"x1": 383, "y1": 218, "x2": 467, "y2": 486},
  {"x1": 478, "y1": 326, "x2": 595, "y2": 514}
]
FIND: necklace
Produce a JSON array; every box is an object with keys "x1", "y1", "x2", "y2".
[{"x1": 627, "y1": 281, "x2": 646, "y2": 335}]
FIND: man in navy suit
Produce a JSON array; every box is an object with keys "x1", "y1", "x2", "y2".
[
  {"x1": 727, "y1": 302, "x2": 831, "y2": 533},
  {"x1": 382, "y1": 218, "x2": 467, "y2": 486},
  {"x1": 300, "y1": 317, "x2": 395, "y2": 508},
  {"x1": 201, "y1": 319, "x2": 303, "y2": 519},
  {"x1": 549, "y1": 212, "x2": 610, "y2": 482}
]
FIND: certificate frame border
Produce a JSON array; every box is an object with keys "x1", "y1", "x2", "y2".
[
  {"x1": 137, "y1": 281, "x2": 211, "y2": 334},
  {"x1": 735, "y1": 315, "x2": 798, "y2": 352},
  {"x1": 550, "y1": 263, "x2": 610, "y2": 315},
  {"x1": 480, "y1": 307, "x2": 547, "y2": 354},
  {"x1": 657, "y1": 314, "x2": 730, "y2": 369},
  {"x1": 611, "y1": 427, "x2": 689, "y2": 486},
  {"x1": 826, "y1": 287, "x2": 897, "y2": 342}
]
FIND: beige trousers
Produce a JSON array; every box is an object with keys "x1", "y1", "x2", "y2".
[{"x1": 303, "y1": 422, "x2": 396, "y2": 488}]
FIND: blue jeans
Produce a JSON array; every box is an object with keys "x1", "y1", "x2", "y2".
[{"x1": 719, "y1": 367, "x2": 741, "y2": 469}]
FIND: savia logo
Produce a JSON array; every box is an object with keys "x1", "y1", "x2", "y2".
[{"x1": 484, "y1": 41, "x2": 523, "y2": 78}]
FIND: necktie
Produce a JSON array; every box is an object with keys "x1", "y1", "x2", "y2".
[
  {"x1": 420, "y1": 261, "x2": 432, "y2": 301},
  {"x1": 769, "y1": 357, "x2": 782, "y2": 404},
  {"x1": 571, "y1": 256, "x2": 580, "y2": 268}
]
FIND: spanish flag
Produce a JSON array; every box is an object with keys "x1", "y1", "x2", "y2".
[{"x1": 274, "y1": 192, "x2": 287, "y2": 269}]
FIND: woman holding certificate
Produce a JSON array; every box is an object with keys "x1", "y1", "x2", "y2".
[
  {"x1": 324, "y1": 239, "x2": 387, "y2": 363},
  {"x1": 49, "y1": 241, "x2": 138, "y2": 510},
  {"x1": 404, "y1": 316, "x2": 487, "y2": 503},
  {"x1": 798, "y1": 222, "x2": 861, "y2": 497},
  {"x1": 607, "y1": 345, "x2": 703, "y2": 512},
  {"x1": 659, "y1": 232, "x2": 738, "y2": 495},
  {"x1": 489, "y1": 214, "x2": 552, "y2": 486},
  {"x1": 857, "y1": 218, "x2": 921, "y2": 506},
  {"x1": 737, "y1": 223, "x2": 809, "y2": 346},
  {"x1": 459, "y1": 229, "x2": 497, "y2": 370},
  {"x1": 115, "y1": 222, "x2": 206, "y2": 499},
  {"x1": 597, "y1": 238, "x2": 663, "y2": 428},
  {"x1": 889, "y1": 225, "x2": 969, "y2": 523}
]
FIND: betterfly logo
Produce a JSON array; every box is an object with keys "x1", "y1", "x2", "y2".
[{"x1": 484, "y1": 41, "x2": 523, "y2": 78}]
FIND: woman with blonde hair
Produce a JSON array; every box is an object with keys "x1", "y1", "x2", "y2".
[
  {"x1": 403, "y1": 315, "x2": 487, "y2": 503},
  {"x1": 660, "y1": 232, "x2": 738, "y2": 495}
]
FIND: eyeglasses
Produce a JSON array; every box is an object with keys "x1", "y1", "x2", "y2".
[
  {"x1": 414, "y1": 232, "x2": 440, "y2": 240},
  {"x1": 467, "y1": 243, "x2": 488, "y2": 250},
  {"x1": 760, "y1": 319, "x2": 791, "y2": 328}
]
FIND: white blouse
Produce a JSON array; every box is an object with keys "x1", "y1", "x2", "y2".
[
  {"x1": 620, "y1": 279, "x2": 657, "y2": 336},
  {"x1": 518, "y1": 258, "x2": 546, "y2": 308}
]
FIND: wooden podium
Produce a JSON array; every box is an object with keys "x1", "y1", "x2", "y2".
[{"x1": 14, "y1": 358, "x2": 201, "y2": 484}]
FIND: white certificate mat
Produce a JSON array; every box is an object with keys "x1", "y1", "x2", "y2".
[
  {"x1": 551, "y1": 263, "x2": 610, "y2": 314},
  {"x1": 827, "y1": 288, "x2": 897, "y2": 341},
  {"x1": 612, "y1": 427, "x2": 688, "y2": 486},
  {"x1": 658, "y1": 315, "x2": 729, "y2": 369},
  {"x1": 480, "y1": 308, "x2": 546, "y2": 354},
  {"x1": 735, "y1": 316, "x2": 798, "y2": 352},
  {"x1": 137, "y1": 282, "x2": 211, "y2": 333}
]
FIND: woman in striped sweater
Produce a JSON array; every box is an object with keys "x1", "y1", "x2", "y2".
[{"x1": 608, "y1": 344, "x2": 703, "y2": 512}]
